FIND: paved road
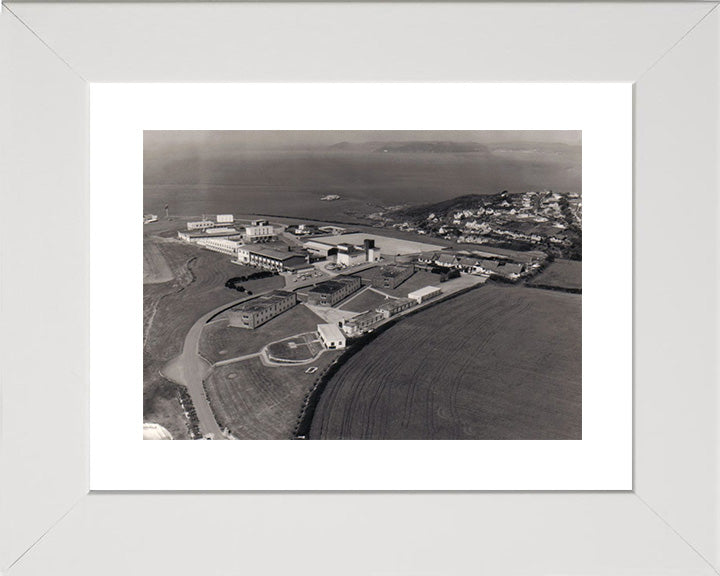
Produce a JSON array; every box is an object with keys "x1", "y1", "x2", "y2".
[{"x1": 162, "y1": 296, "x2": 254, "y2": 440}]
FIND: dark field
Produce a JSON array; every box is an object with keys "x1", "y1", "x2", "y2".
[
  {"x1": 310, "y1": 284, "x2": 581, "y2": 440},
  {"x1": 338, "y1": 288, "x2": 392, "y2": 313},
  {"x1": 205, "y1": 352, "x2": 341, "y2": 439},
  {"x1": 199, "y1": 304, "x2": 324, "y2": 364},
  {"x1": 143, "y1": 236, "x2": 284, "y2": 438},
  {"x1": 528, "y1": 259, "x2": 582, "y2": 291}
]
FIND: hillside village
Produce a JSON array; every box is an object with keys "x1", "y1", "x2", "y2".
[{"x1": 373, "y1": 190, "x2": 582, "y2": 261}]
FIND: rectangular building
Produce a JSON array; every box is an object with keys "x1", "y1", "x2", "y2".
[
  {"x1": 408, "y1": 285, "x2": 442, "y2": 304},
  {"x1": 244, "y1": 222, "x2": 276, "y2": 243},
  {"x1": 237, "y1": 245, "x2": 309, "y2": 272},
  {"x1": 228, "y1": 290, "x2": 297, "y2": 329},
  {"x1": 335, "y1": 243, "x2": 366, "y2": 267},
  {"x1": 307, "y1": 276, "x2": 362, "y2": 306},
  {"x1": 187, "y1": 220, "x2": 215, "y2": 231},
  {"x1": 376, "y1": 297, "x2": 415, "y2": 319},
  {"x1": 216, "y1": 214, "x2": 234, "y2": 224},
  {"x1": 365, "y1": 264, "x2": 414, "y2": 289},
  {"x1": 317, "y1": 323, "x2": 346, "y2": 349},
  {"x1": 343, "y1": 309, "x2": 384, "y2": 336},
  {"x1": 196, "y1": 237, "x2": 243, "y2": 256}
]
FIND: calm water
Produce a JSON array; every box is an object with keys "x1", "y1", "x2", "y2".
[{"x1": 144, "y1": 149, "x2": 581, "y2": 222}]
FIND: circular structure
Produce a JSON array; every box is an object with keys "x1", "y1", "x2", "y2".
[{"x1": 143, "y1": 422, "x2": 173, "y2": 440}]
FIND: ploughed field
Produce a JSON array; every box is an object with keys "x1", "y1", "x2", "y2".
[{"x1": 310, "y1": 284, "x2": 581, "y2": 439}]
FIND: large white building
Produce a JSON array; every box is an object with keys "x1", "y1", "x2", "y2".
[
  {"x1": 408, "y1": 285, "x2": 442, "y2": 304},
  {"x1": 196, "y1": 237, "x2": 243, "y2": 256},
  {"x1": 216, "y1": 214, "x2": 234, "y2": 224},
  {"x1": 317, "y1": 323, "x2": 346, "y2": 349},
  {"x1": 244, "y1": 221, "x2": 276, "y2": 243}
]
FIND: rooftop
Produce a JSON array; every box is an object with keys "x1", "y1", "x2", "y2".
[
  {"x1": 309, "y1": 276, "x2": 359, "y2": 294},
  {"x1": 317, "y1": 323, "x2": 345, "y2": 341},
  {"x1": 408, "y1": 285, "x2": 442, "y2": 298}
]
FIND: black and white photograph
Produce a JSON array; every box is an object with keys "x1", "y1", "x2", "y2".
[{"x1": 142, "y1": 130, "x2": 582, "y2": 441}]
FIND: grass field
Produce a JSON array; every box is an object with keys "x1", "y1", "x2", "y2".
[
  {"x1": 528, "y1": 259, "x2": 582, "y2": 291},
  {"x1": 338, "y1": 288, "x2": 391, "y2": 312},
  {"x1": 310, "y1": 284, "x2": 581, "y2": 440},
  {"x1": 143, "y1": 236, "x2": 284, "y2": 438},
  {"x1": 205, "y1": 352, "x2": 341, "y2": 439},
  {"x1": 266, "y1": 333, "x2": 324, "y2": 362},
  {"x1": 199, "y1": 304, "x2": 324, "y2": 364}
]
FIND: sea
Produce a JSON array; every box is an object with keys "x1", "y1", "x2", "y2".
[{"x1": 144, "y1": 148, "x2": 581, "y2": 224}]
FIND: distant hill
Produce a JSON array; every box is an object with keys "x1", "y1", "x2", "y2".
[
  {"x1": 327, "y1": 141, "x2": 490, "y2": 154},
  {"x1": 372, "y1": 141, "x2": 490, "y2": 154},
  {"x1": 394, "y1": 193, "x2": 506, "y2": 220}
]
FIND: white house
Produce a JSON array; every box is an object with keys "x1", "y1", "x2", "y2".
[{"x1": 317, "y1": 323, "x2": 346, "y2": 350}]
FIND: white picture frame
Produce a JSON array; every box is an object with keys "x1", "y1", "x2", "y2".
[{"x1": 2, "y1": 2, "x2": 719, "y2": 575}]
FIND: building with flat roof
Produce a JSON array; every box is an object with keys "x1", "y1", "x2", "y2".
[
  {"x1": 335, "y1": 243, "x2": 366, "y2": 267},
  {"x1": 196, "y1": 237, "x2": 243, "y2": 256},
  {"x1": 342, "y1": 309, "x2": 385, "y2": 336},
  {"x1": 236, "y1": 245, "x2": 309, "y2": 272},
  {"x1": 187, "y1": 220, "x2": 215, "y2": 231},
  {"x1": 216, "y1": 214, "x2": 234, "y2": 224},
  {"x1": 178, "y1": 228, "x2": 243, "y2": 242},
  {"x1": 307, "y1": 276, "x2": 362, "y2": 306},
  {"x1": 376, "y1": 297, "x2": 415, "y2": 319},
  {"x1": 243, "y1": 223, "x2": 276, "y2": 243},
  {"x1": 228, "y1": 290, "x2": 297, "y2": 329},
  {"x1": 408, "y1": 285, "x2": 442, "y2": 304},
  {"x1": 365, "y1": 263, "x2": 414, "y2": 289},
  {"x1": 317, "y1": 323, "x2": 346, "y2": 349}
]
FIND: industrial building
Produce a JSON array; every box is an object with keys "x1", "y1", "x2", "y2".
[
  {"x1": 236, "y1": 245, "x2": 310, "y2": 272},
  {"x1": 408, "y1": 285, "x2": 442, "y2": 304},
  {"x1": 335, "y1": 243, "x2": 366, "y2": 267},
  {"x1": 343, "y1": 309, "x2": 384, "y2": 336},
  {"x1": 365, "y1": 263, "x2": 414, "y2": 289},
  {"x1": 243, "y1": 220, "x2": 276, "y2": 243},
  {"x1": 307, "y1": 276, "x2": 362, "y2": 306},
  {"x1": 376, "y1": 297, "x2": 415, "y2": 319},
  {"x1": 317, "y1": 323, "x2": 346, "y2": 349},
  {"x1": 228, "y1": 290, "x2": 297, "y2": 329},
  {"x1": 303, "y1": 240, "x2": 338, "y2": 258},
  {"x1": 196, "y1": 237, "x2": 243, "y2": 256},
  {"x1": 216, "y1": 214, "x2": 234, "y2": 224}
]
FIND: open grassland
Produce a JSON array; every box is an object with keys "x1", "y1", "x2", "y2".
[
  {"x1": 199, "y1": 304, "x2": 324, "y2": 364},
  {"x1": 205, "y1": 352, "x2": 341, "y2": 439},
  {"x1": 266, "y1": 333, "x2": 324, "y2": 362},
  {"x1": 338, "y1": 287, "x2": 392, "y2": 312},
  {"x1": 528, "y1": 259, "x2": 582, "y2": 291},
  {"x1": 143, "y1": 240, "x2": 174, "y2": 284},
  {"x1": 310, "y1": 284, "x2": 581, "y2": 440},
  {"x1": 143, "y1": 236, "x2": 284, "y2": 438}
]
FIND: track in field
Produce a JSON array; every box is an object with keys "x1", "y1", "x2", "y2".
[{"x1": 310, "y1": 284, "x2": 581, "y2": 440}]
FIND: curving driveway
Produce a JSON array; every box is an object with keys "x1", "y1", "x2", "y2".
[{"x1": 162, "y1": 295, "x2": 256, "y2": 440}]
